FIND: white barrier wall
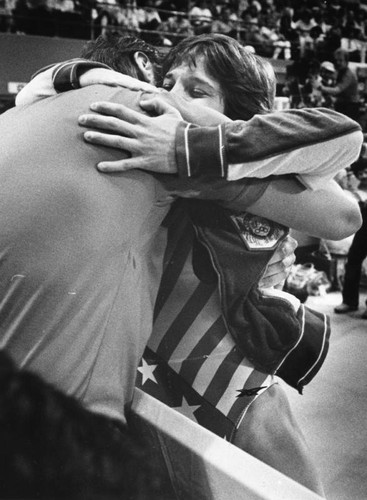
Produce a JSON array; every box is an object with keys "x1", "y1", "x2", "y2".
[{"x1": 131, "y1": 389, "x2": 325, "y2": 500}]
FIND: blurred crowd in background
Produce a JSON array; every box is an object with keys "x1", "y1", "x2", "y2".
[
  {"x1": 0, "y1": 0, "x2": 367, "y2": 57},
  {"x1": 2, "y1": 0, "x2": 367, "y2": 121}
]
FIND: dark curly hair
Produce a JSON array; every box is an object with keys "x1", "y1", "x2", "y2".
[
  {"x1": 0, "y1": 350, "x2": 169, "y2": 499},
  {"x1": 81, "y1": 32, "x2": 163, "y2": 84}
]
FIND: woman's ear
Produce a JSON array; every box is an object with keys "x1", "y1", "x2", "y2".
[{"x1": 133, "y1": 51, "x2": 155, "y2": 84}]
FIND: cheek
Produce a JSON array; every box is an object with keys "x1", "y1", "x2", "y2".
[{"x1": 205, "y1": 96, "x2": 224, "y2": 114}]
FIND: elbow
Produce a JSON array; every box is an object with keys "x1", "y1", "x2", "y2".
[{"x1": 323, "y1": 205, "x2": 362, "y2": 240}]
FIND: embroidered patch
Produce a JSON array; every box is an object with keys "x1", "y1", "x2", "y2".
[{"x1": 230, "y1": 213, "x2": 288, "y2": 251}]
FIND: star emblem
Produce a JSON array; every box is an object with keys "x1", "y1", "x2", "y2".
[
  {"x1": 173, "y1": 396, "x2": 201, "y2": 422},
  {"x1": 137, "y1": 359, "x2": 158, "y2": 385}
]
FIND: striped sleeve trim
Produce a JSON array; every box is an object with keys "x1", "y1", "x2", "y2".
[
  {"x1": 176, "y1": 122, "x2": 228, "y2": 178},
  {"x1": 275, "y1": 304, "x2": 306, "y2": 373},
  {"x1": 275, "y1": 306, "x2": 331, "y2": 393},
  {"x1": 184, "y1": 123, "x2": 191, "y2": 177},
  {"x1": 296, "y1": 312, "x2": 330, "y2": 389},
  {"x1": 218, "y1": 124, "x2": 225, "y2": 177},
  {"x1": 51, "y1": 59, "x2": 111, "y2": 93}
]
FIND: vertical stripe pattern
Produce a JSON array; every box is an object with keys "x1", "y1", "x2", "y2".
[{"x1": 142, "y1": 203, "x2": 273, "y2": 437}]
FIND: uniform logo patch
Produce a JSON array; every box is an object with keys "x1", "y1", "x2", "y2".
[{"x1": 230, "y1": 213, "x2": 288, "y2": 251}]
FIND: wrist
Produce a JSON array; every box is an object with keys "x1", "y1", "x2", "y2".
[{"x1": 175, "y1": 122, "x2": 227, "y2": 179}]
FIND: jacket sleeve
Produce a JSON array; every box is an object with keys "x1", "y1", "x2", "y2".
[
  {"x1": 175, "y1": 108, "x2": 363, "y2": 189},
  {"x1": 275, "y1": 304, "x2": 331, "y2": 392},
  {"x1": 15, "y1": 60, "x2": 266, "y2": 210},
  {"x1": 18, "y1": 60, "x2": 363, "y2": 191},
  {"x1": 29, "y1": 60, "x2": 364, "y2": 188},
  {"x1": 15, "y1": 59, "x2": 110, "y2": 106},
  {"x1": 51, "y1": 59, "x2": 111, "y2": 92},
  {"x1": 190, "y1": 200, "x2": 331, "y2": 393}
]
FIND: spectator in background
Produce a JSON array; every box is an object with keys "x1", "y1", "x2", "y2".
[
  {"x1": 258, "y1": 0, "x2": 278, "y2": 31},
  {"x1": 278, "y1": 6, "x2": 300, "y2": 60},
  {"x1": 117, "y1": 1, "x2": 140, "y2": 32},
  {"x1": 161, "y1": 11, "x2": 194, "y2": 45},
  {"x1": 355, "y1": 7, "x2": 367, "y2": 40},
  {"x1": 321, "y1": 48, "x2": 360, "y2": 121},
  {"x1": 302, "y1": 59, "x2": 324, "y2": 107},
  {"x1": 241, "y1": 17, "x2": 265, "y2": 53},
  {"x1": 294, "y1": 8, "x2": 316, "y2": 58},
  {"x1": 340, "y1": 24, "x2": 364, "y2": 63},
  {"x1": 321, "y1": 14, "x2": 343, "y2": 61},
  {"x1": 154, "y1": 0, "x2": 176, "y2": 21},
  {"x1": 139, "y1": 0, "x2": 164, "y2": 45},
  {"x1": 294, "y1": 8, "x2": 316, "y2": 36},
  {"x1": 188, "y1": 0, "x2": 212, "y2": 34},
  {"x1": 241, "y1": 2, "x2": 259, "y2": 26},
  {"x1": 301, "y1": 59, "x2": 337, "y2": 109},
  {"x1": 53, "y1": 0, "x2": 74, "y2": 13},
  {"x1": 320, "y1": 60, "x2": 336, "y2": 86},
  {"x1": 258, "y1": 17, "x2": 291, "y2": 59},
  {"x1": 335, "y1": 150, "x2": 367, "y2": 319},
  {"x1": 0, "y1": 0, "x2": 16, "y2": 31},
  {"x1": 94, "y1": 0, "x2": 121, "y2": 37},
  {"x1": 282, "y1": 62, "x2": 304, "y2": 108},
  {"x1": 320, "y1": 60, "x2": 336, "y2": 107},
  {"x1": 211, "y1": 4, "x2": 238, "y2": 38}
]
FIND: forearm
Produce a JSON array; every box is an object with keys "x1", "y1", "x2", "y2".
[
  {"x1": 164, "y1": 173, "x2": 361, "y2": 239},
  {"x1": 15, "y1": 67, "x2": 57, "y2": 106},
  {"x1": 176, "y1": 108, "x2": 363, "y2": 186},
  {"x1": 16, "y1": 60, "x2": 116, "y2": 107},
  {"x1": 21, "y1": 60, "x2": 363, "y2": 187},
  {"x1": 321, "y1": 84, "x2": 340, "y2": 96},
  {"x1": 322, "y1": 72, "x2": 354, "y2": 97},
  {"x1": 247, "y1": 178, "x2": 362, "y2": 239}
]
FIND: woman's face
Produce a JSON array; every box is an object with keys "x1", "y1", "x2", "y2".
[{"x1": 162, "y1": 56, "x2": 225, "y2": 113}]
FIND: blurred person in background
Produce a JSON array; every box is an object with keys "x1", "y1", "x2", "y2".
[
  {"x1": 321, "y1": 47, "x2": 360, "y2": 121},
  {"x1": 320, "y1": 60, "x2": 336, "y2": 108},
  {"x1": 188, "y1": 0, "x2": 212, "y2": 34},
  {"x1": 210, "y1": 4, "x2": 238, "y2": 38},
  {"x1": 335, "y1": 149, "x2": 367, "y2": 318}
]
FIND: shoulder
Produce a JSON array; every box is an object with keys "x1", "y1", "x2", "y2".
[{"x1": 41, "y1": 85, "x2": 144, "y2": 116}]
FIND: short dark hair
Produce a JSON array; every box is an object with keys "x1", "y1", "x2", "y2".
[
  {"x1": 0, "y1": 350, "x2": 168, "y2": 499},
  {"x1": 81, "y1": 32, "x2": 163, "y2": 83},
  {"x1": 162, "y1": 33, "x2": 276, "y2": 121},
  {"x1": 334, "y1": 47, "x2": 349, "y2": 63}
]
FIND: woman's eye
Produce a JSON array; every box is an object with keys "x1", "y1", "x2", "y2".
[{"x1": 190, "y1": 88, "x2": 207, "y2": 98}]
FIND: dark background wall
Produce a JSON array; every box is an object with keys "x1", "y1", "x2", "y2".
[{"x1": 0, "y1": 33, "x2": 87, "y2": 96}]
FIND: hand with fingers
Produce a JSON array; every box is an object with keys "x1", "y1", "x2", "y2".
[
  {"x1": 259, "y1": 235, "x2": 298, "y2": 289},
  {"x1": 78, "y1": 95, "x2": 183, "y2": 174}
]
